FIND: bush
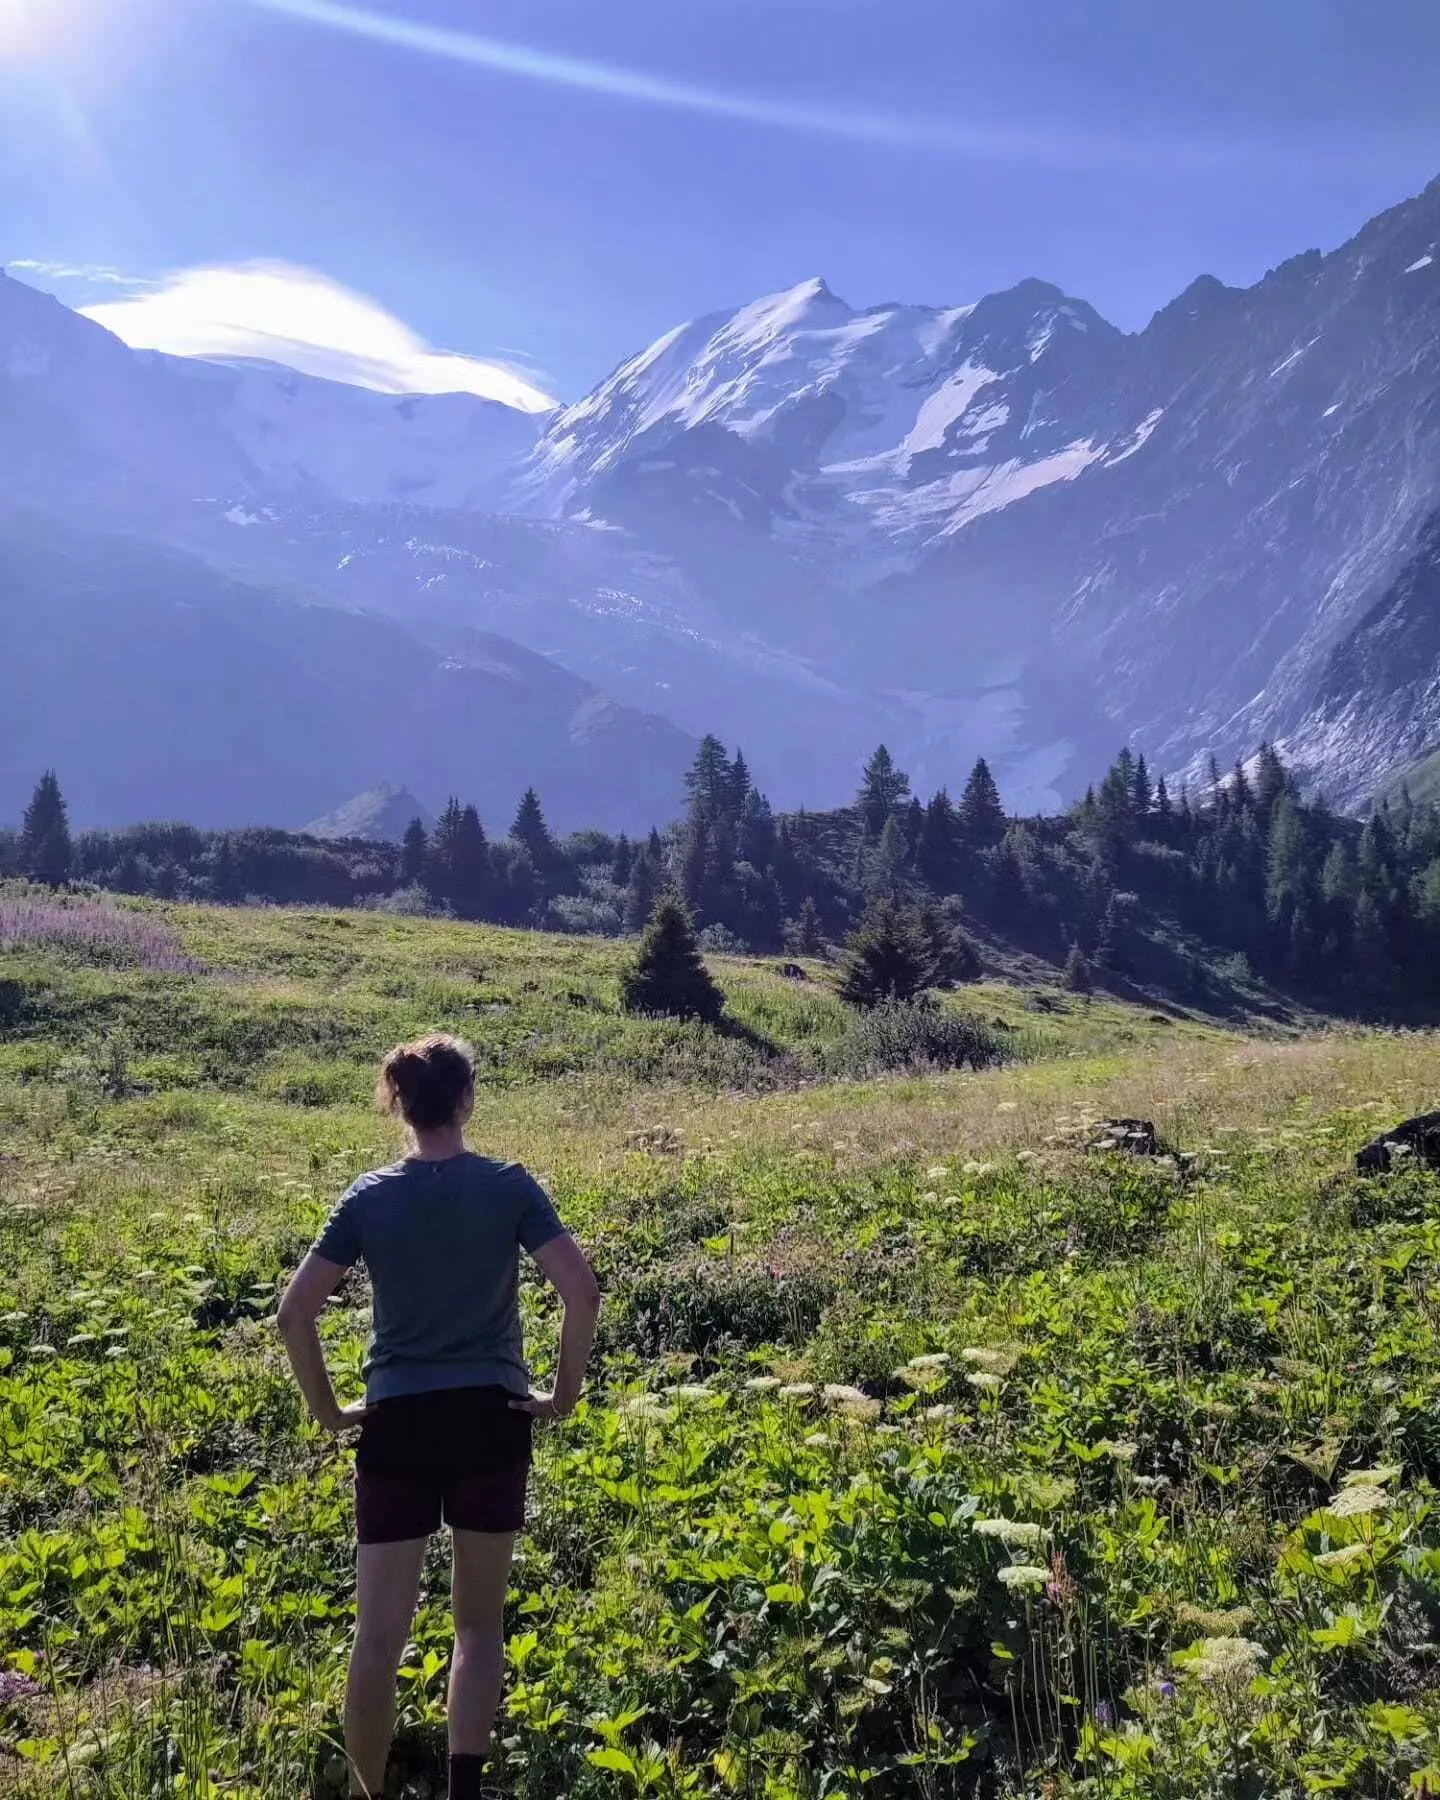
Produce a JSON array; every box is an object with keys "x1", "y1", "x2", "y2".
[
  {"x1": 822, "y1": 997, "x2": 1007, "y2": 1078},
  {"x1": 620, "y1": 896, "x2": 725, "y2": 1024}
]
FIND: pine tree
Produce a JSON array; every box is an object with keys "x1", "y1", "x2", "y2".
[
  {"x1": 452, "y1": 805, "x2": 492, "y2": 918},
  {"x1": 623, "y1": 845, "x2": 661, "y2": 933},
  {"x1": 211, "y1": 835, "x2": 242, "y2": 903},
  {"x1": 1094, "y1": 892, "x2": 1124, "y2": 972},
  {"x1": 865, "y1": 814, "x2": 913, "y2": 902},
  {"x1": 430, "y1": 799, "x2": 490, "y2": 917},
  {"x1": 918, "y1": 789, "x2": 962, "y2": 894},
  {"x1": 785, "y1": 895, "x2": 825, "y2": 958},
  {"x1": 620, "y1": 896, "x2": 725, "y2": 1023},
  {"x1": 1132, "y1": 752, "x2": 1152, "y2": 819},
  {"x1": 728, "y1": 749, "x2": 753, "y2": 814},
  {"x1": 20, "y1": 771, "x2": 71, "y2": 886},
  {"x1": 684, "y1": 736, "x2": 734, "y2": 823},
  {"x1": 836, "y1": 899, "x2": 936, "y2": 1009},
  {"x1": 855, "y1": 746, "x2": 911, "y2": 838},
  {"x1": 916, "y1": 897, "x2": 982, "y2": 985},
  {"x1": 1155, "y1": 776, "x2": 1173, "y2": 831},
  {"x1": 958, "y1": 758, "x2": 1006, "y2": 846},
  {"x1": 1253, "y1": 742, "x2": 1290, "y2": 827},
  {"x1": 511, "y1": 788, "x2": 556, "y2": 875},
  {"x1": 400, "y1": 817, "x2": 428, "y2": 886},
  {"x1": 610, "y1": 834, "x2": 634, "y2": 887},
  {"x1": 1062, "y1": 942, "x2": 1094, "y2": 993}
]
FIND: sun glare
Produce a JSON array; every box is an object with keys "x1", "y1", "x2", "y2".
[{"x1": 0, "y1": 0, "x2": 71, "y2": 56}]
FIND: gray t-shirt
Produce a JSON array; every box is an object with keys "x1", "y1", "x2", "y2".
[{"x1": 313, "y1": 1153, "x2": 565, "y2": 1402}]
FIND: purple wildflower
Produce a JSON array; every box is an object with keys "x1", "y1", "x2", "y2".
[
  {"x1": 0, "y1": 1669, "x2": 42, "y2": 1705},
  {"x1": 1158, "y1": 1680, "x2": 1176, "y2": 1701},
  {"x1": 0, "y1": 895, "x2": 202, "y2": 974},
  {"x1": 1095, "y1": 1701, "x2": 1114, "y2": 1728}
]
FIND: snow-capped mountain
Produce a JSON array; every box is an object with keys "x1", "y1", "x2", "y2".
[
  {"x1": 7, "y1": 172, "x2": 1440, "y2": 822},
  {"x1": 515, "y1": 176, "x2": 1440, "y2": 800},
  {"x1": 519, "y1": 273, "x2": 1136, "y2": 582}
]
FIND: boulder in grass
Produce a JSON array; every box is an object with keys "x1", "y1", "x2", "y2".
[
  {"x1": 1355, "y1": 1111, "x2": 1440, "y2": 1175},
  {"x1": 1088, "y1": 1118, "x2": 1161, "y2": 1157},
  {"x1": 776, "y1": 962, "x2": 809, "y2": 981}
]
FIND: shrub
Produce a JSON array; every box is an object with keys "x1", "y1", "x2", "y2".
[
  {"x1": 822, "y1": 996, "x2": 1006, "y2": 1077},
  {"x1": 620, "y1": 896, "x2": 725, "y2": 1024}
]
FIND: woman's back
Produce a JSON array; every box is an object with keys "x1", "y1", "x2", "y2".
[{"x1": 316, "y1": 1151, "x2": 563, "y2": 1400}]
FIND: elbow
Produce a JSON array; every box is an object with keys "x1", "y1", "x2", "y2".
[
  {"x1": 574, "y1": 1273, "x2": 602, "y2": 1318},
  {"x1": 275, "y1": 1296, "x2": 310, "y2": 1338}
]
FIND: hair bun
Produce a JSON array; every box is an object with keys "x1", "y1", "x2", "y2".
[{"x1": 376, "y1": 1034, "x2": 475, "y2": 1131}]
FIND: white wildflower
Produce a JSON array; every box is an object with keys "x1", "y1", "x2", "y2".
[
  {"x1": 907, "y1": 1353, "x2": 952, "y2": 1371},
  {"x1": 1328, "y1": 1484, "x2": 1389, "y2": 1519},
  {"x1": 822, "y1": 1384, "x2": 869, "y2": 1406},
  {"x1": 975, "y1": 1519, "x2": 1047, "y2": 1547},
  {"x1": 997, "y1": 1564, "x2": 1048, "y2": 1588},
  {"x1": 744, "y1": 1376, "x2": 781, "y2": 1394},
  {"x1": 778, "y1": 1383, "x2": 816, "y2": 1400},
  {"x1": 967, "y1": 1372, "x2": 1003, "y2": 1393},
  {"x1": 1181, "y1": 1638, "x2": 1267, "y2": 1682}
]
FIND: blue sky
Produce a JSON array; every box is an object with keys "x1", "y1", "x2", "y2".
[{"x1": 4, "y1": 0, "x2": 1440, "y2": 399}]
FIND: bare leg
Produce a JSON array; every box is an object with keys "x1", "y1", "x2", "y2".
[
  {"x1": 347, "y1": 1538, "x2": 428, "y2": 1797},
  {"x1": 448, "y1": 1530, "x2": 516, "y2": 1759}
]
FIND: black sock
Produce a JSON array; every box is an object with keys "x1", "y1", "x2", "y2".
[{"x1": 448, "y1": 1751, "x2": 490, "y2": 1800}]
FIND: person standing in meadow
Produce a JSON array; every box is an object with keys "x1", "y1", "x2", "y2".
[{"x1": 277, "y1": 1033, "x2": 601, "y2": 1800}]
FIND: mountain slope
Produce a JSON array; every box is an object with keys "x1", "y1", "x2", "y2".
[{"x1": 0, "y1": 518, "x2": 694, "y2": 832}]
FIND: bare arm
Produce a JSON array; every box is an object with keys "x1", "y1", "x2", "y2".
[
  {"x1": 511, "y1": 1232, "x2": 601, "y2": 1420},
  {"x1": 276, "y1": 1252, "x2": 369, "y2": 1433}
]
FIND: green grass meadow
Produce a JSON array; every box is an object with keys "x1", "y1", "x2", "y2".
[{"x1": 3, "y1": 897, "x2": 1440, "y2": 1797}]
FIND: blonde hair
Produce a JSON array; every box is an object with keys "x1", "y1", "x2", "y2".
[{"x1": 376, "y1": 1033, "x2": 475, "y2": 1130}]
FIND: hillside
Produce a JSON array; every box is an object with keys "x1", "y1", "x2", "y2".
[
  {"x1": 0, "y1": 517, "x2": 695, "y2": 833},
  {"x1": 3, "y1": 896, "x2": 1440, "y2": 1796}
]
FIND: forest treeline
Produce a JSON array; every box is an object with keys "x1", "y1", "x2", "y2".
[{"x1": 7, "y1": 737, "x2": 1440, "y2": 1006}]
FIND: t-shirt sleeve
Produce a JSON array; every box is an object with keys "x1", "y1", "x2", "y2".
[
  {"x1": 512, "y1": 1166, "x2": 566, "y2": 1255},
  {"x1": 313, "y1": 1182, "x2": 365, "y2": 1268}
]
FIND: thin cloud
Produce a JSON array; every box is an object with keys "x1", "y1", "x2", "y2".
[
  {"x1": 80, "y1": 260, "x2": 556, "y2": 410},
  {"x1": 245, "y1": 0, "x2": 1427, "y2": 172},
  {"x1": 11, "y1": 259, "x2": 146, "y2": 286}
]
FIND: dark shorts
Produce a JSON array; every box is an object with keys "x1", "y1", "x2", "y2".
[{"x1": 354, "y1": 1384, "x2": 532, "y2": 1544}]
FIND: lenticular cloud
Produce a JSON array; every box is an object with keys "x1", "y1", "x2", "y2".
[{"x1": 82, "y1": 261, "x2": 555, "y2": 411}]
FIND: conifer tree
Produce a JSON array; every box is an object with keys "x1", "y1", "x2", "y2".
[
  {"x1": 918, "y1": 789, "x2": 962, "y2": 894},
  {"x1": 1062, "y1": 941, "x2": 1094, "y2": 993},
  {"x1": 623, "y1": 845, "x2": 661, "y2": 933},
  {"x1": 511, "y1": 788, "x2": 557, "y2": 876},
  {"x1": 400, "y1": 817, "x2": 428, "y2": 886},
  {"x1": 865, "y1": 814, "x2": 913, "y2": 902},
  {"x1": 610, "y1": 834, "x2": 634, "y2": 887},
  {"x1": 20, "y1": 771, "x2": 71, "y2": 886},
  {"x1": 855, "y1": 746, "x2": 911, "y2": 839},
  {"x1": 1132, "y1": 752, "x2": 1152, "y2": 818},
  {"x1": 1253, "y1": 742, "x2": 1290, "y2": 827},
  {"x1": 620, "y1": 895, "x2": 725, "y2": 1023},
  {"x1": 836, "y1": 899, "x2": 936, "y2": 1008},
  {"x1": 958, "y1": 758, "x2": 1006, "y2": 845},
  {"x1": 785, "y1": 894, "x2": 825, "y2": 958},
  {"x1": 211, "y1": 835, "x2": 242, "y2": 903}
]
